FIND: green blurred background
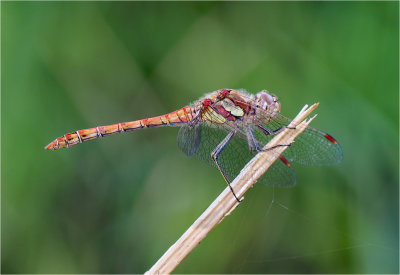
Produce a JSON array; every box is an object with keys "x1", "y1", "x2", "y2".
[{"x1": 2, "y1": 1, "x2": 398, "y2": 274}]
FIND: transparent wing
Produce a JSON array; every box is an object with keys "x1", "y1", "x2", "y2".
[
  {"x1": 257, "y1": 113, "x2": 343, "y2": 166},
  {"x1": 177, "y1": 121, "x2": 296, "y2": 188},
  {"x1": 177, "y1": 123, "x2": 201, "y2": 157}
]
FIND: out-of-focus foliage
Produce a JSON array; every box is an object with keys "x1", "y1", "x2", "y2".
[{"x1": 2, "y1": 2, "x2": 398, "y2": 274}]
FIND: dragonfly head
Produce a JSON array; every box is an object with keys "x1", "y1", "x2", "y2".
[{"x1": 254, "y1": 90, "x2": 280, "y2": 122}]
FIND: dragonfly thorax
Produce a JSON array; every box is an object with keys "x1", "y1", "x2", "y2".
[{"x1": 254, "y1": 90, "x2": 280, "y2": 123}]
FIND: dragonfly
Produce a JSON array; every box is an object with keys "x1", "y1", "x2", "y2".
[{"x1": 45, "y1": 89, "x2": 342, "y2": 201}]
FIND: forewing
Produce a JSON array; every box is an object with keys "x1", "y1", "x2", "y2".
[{"x1": 258, "y1": 114, "x2": 343, "y2": 166}]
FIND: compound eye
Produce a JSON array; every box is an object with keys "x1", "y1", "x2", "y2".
[{"x1": 263, "y1": 93, "x2": 275, "y2": 105}]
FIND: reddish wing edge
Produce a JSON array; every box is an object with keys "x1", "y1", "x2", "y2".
[{"x1": 324, "y1": 133, "x2": 338, "y2": 144}]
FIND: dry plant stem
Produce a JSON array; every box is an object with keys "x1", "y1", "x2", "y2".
[{"x1": 145, "y1": 103, "x2": 319, "y2": 275}]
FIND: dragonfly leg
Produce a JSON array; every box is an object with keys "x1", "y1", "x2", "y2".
[
  {"x1": 256, "y1": 124, "x2": 295, "y2": 136},
  {"x1": 211, "y1": 131, "x2": 242, "y2": 202},
  {"x1": 247, "y1": 125, "x2": 292, "y2": 153}
]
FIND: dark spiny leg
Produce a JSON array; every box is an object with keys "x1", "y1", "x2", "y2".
[
  {"x1": 211, "y1": 131, "x2": 242, "y2": 202},
  {"x1": 246, "y1": 126, "x2": 292, "y2": 152},
  {"x1": 256, "y1": 124, "x2": 296, "y2": 136},
  {"x1": 259, "y1": 143, "x2": 291, "y2": 152}
]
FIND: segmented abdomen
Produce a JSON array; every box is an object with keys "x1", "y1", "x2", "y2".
[{"x1": 45, "y1": 107, "x2": 195, "y2": 150}]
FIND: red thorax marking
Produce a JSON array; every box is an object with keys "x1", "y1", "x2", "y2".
[
  {"x1": 217, "y1": 89, "x2": 231, "y2": 100},
  {"x1": 216, "y1": 105, "x2": 230, "y2": 118},
  {"x1": 202, "y1": 99, "x2": 212, "y2": 108}
]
